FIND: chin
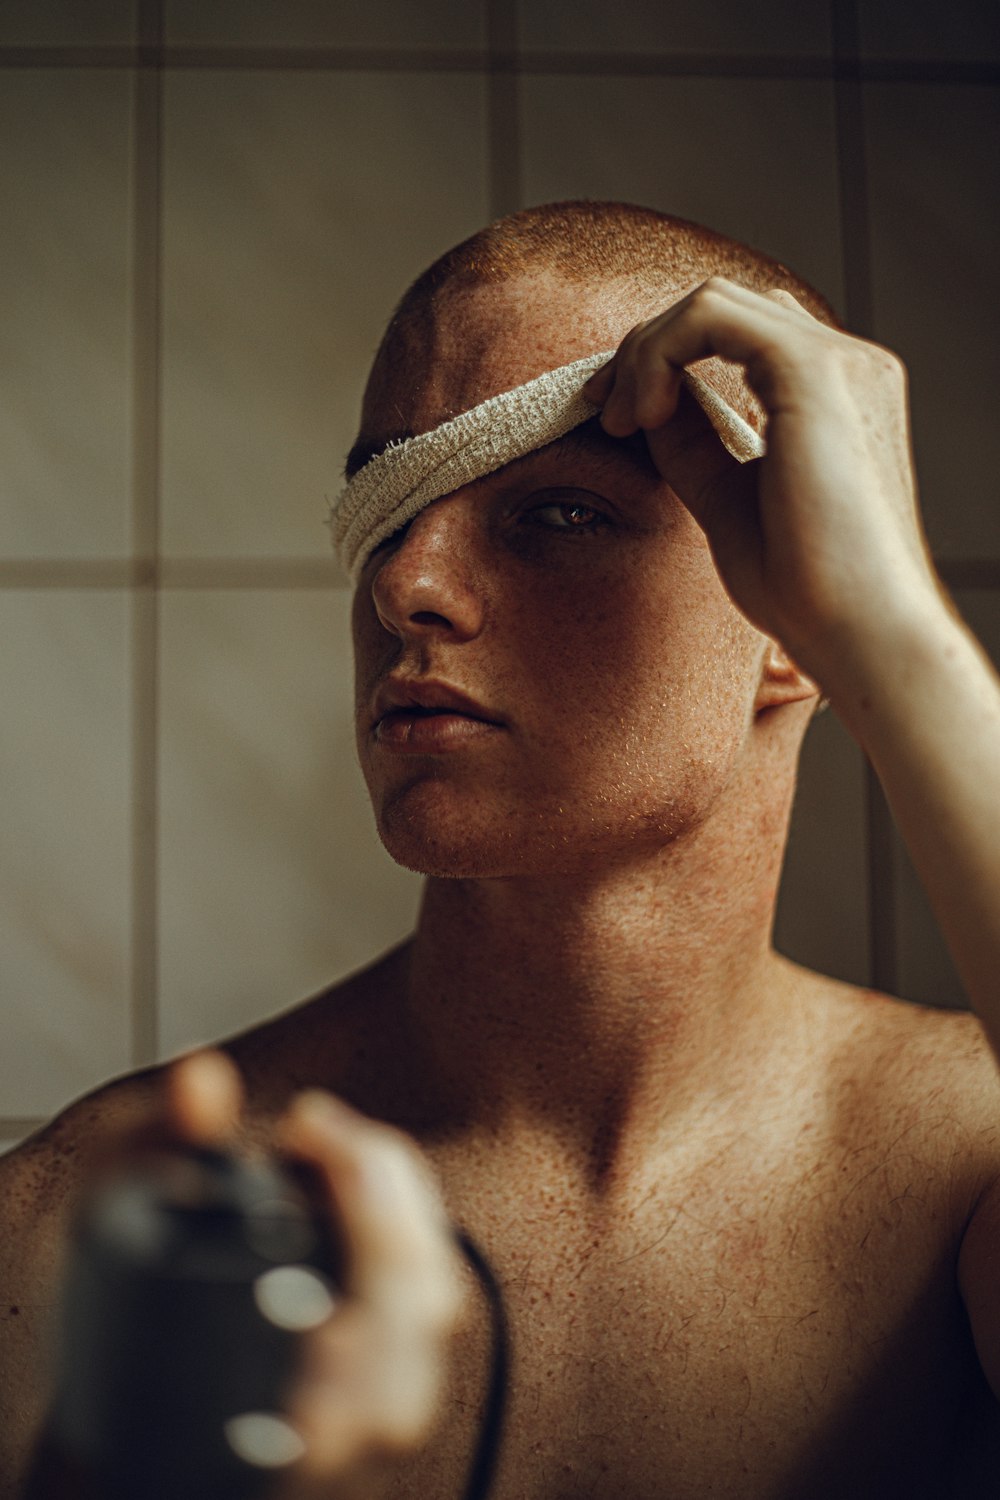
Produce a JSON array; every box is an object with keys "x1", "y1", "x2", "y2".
[
  {"x1": 373, "y1": 784, "x2": 697, "y2": 880},
  {"x1": 375, "y1": 806, "x2": 527, "y2": 879}
]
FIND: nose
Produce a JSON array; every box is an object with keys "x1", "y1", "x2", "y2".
[{"x1": 368, "y1": 494, "x2": 485, "y2": 643}]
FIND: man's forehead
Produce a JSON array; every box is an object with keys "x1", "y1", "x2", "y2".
[{"x1": 356, "y1": 273, "x2": 686, "y2": 452}]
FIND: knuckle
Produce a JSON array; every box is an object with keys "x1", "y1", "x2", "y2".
[
  {"x1": 881, "y1": 346, "x2": 908, "y2": 383},
  {"x1": 697, "y1": 275, "x2": 733, "y2": 301},
  {"x1": 854, "y1": 334, "x2": 906, "y2": 376},
  {"x1": 378, "y1": 1128, "x2": 440, "y2": 1195},
  {"x1": 362, "y1": 1120, "x2": 423, "y2": 1173},
  {"x1": 614, "y1": 323, "x2": 646, "y2": 355}
]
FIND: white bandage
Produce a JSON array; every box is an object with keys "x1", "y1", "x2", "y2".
[{"x1": 331, "y1": 352, "x2": 764, "y2": 582}]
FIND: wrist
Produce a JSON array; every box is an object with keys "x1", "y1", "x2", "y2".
[{"x1": 808, "y1": 594, "x2": 969, "y2": 744}]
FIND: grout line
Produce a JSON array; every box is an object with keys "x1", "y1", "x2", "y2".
[
  {"x1": 831, "y1": 9, "x2": 873, "y2": 334},
  {"x1": 831, "y1": 0, "x2": 897, "y2": 998},
  {"x1": 0, "y1": 44, "x2": 492, "y2": 70},
  {"x1": 0, "y1": 45, "x2": 996, "y2": 83},
  {"x1": 486, "y1": 0, "x2": 521, "y2": 219},
  {"x1": 159, "y1": 558, "x2": 343, "y2": 587},
  {"x1": 0, "y1": 560, "x2": 152, "y2": 587},
  {"x1": 128, "y1": 0, "x2": 164, "y2": 1070},
  {"x1": 0, "y1": 559, "x2": 344, "y2": 588},
  {"x1": 477, "y1": 54, "x2": 1000, "y2": 83}
]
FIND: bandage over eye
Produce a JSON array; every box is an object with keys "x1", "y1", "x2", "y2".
[{"x1": 330, "y1": 351, "x2": 764, "y2": 582}]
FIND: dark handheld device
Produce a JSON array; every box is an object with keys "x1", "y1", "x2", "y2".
[
  {"x1": 47, "y1": 1146, "x2": 342, "y2": 1500},
  {"x1": 40, "y1": 1144, "x2": 509, "y2": 1500}
]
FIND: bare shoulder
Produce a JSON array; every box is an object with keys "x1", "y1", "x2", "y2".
[
  {"x1": 795, "y1": 965, "x2": 1000, "y2": 1210},
  {"x1": 0, "y1": 944, "x2": 406, "y2": 1497},
  {"x1": 0, "y1": 1065, "x2": 163, "y2": 1236},
  {"x1": 0, "y1": 1065, "x2": 168, "y2": 1499},
  {"x1": 218, "y1": 939, "x2": 412, "y2": 1129},
  {"x1": 3, "y1": 938, "x2": 409, "y2": 1209},
  {"x1": 0, "y1": 1058, "x2": 166, "y2": 1352}
]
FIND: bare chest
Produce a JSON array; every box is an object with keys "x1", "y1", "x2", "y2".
[{"x1": 386, "y1": 1139, "x2": 977, "y2": 1500}]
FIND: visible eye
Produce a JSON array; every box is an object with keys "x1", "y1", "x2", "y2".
[{"x1": 526, "y1": 500, "x2": 607, "y2": 533}]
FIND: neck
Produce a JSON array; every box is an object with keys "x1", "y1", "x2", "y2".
[{"x1": 393, "y1": 755, "x2": 803, "y2": 1182}]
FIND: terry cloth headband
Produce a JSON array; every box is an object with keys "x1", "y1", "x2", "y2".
[{"x1": 331, "y1": 351, "x2": 765, "y2": 582}]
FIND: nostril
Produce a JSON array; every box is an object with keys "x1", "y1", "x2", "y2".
[{"x1": 410, "y1": 610, "x2": 451, "y2": 628}]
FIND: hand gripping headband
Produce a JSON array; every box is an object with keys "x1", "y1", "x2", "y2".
[{"x1": 330, "y1": 351, "x2": 765, "y2": 582}]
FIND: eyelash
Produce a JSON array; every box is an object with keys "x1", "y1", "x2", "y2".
[
  {"x1": 363, "y1": 499, "x2": 609, "y2": 569},
  {"x1": 525, "y1": 501, "x2": 607, "y2": 534}
]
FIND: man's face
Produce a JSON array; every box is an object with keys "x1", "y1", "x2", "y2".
[{"x1": 350, "y1": 275, "x2": 766, "y2": 878}]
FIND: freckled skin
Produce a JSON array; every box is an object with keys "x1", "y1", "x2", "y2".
[
  {"x1": 352, "y1": 274, "x2": 782, "y2": 883},
  {"x1": 3, "y1": 273, "x2": 1000, "y2": 1499},
  {"x1": 330, "y1": 275, "x2": 1000, "y2": 1494},
  {"x1": 353, "y1": 441, "x2": 761, "y2": 881}
]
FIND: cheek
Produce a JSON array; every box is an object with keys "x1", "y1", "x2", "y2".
[
  {"x1": 517, "y1": 565, "x2": 738, "y2": 713},
  {"x1": 514, "y1": 573, "x2": 759, "y2": 789}
]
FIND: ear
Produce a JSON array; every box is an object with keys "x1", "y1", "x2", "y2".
[{"x1": 754, "y1": 637, "x2": 822, "y2": 714}]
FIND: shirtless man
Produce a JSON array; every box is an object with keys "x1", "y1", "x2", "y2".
[{"x1": 4, "y1": 199, "x2": 1000, "y2": 1499}]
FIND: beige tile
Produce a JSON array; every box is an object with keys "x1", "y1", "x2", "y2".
[
  {"x1": 520, "y1": 76, "x2": 846, "y2": 314},
  {"x1": 165, "y1": 0, "x2": 486, "y2": 50},
  {"x1": 518, "y1": 0, "x2": 832, "y2": 56},
  {"x1": 865, "y1": 84, "x2": 1000, "y2": 559},
  {"x1": 0, "y1": 0, "x2": 132, "y2": 45},
  {"x1": 773, "y1": 706, "x2": 871, "y2": 987},
  {"x1": 0, "y1": 70, "x2": 132, "y2": 560},
  {"x1": 859, "y1": 0, "x2": 999, "y2": 62},
  {"x1": 0, "y1": 592, "x2": 132, "y2": 1117},
  {"x1": 158, "y1": 589, "x2": 421, "y2": 1057},
  {"x1": 160, "y1": 70, "x2": 488, "y2": 561},
  {"x1": 891, "y1": 588, "x2": 1000, "y2": 1011}
]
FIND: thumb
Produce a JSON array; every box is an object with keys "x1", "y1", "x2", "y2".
[{"x1": 83, "y1": 1050, "x2": 245, "y2": 1184}]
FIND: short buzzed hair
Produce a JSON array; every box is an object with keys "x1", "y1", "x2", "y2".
[
  {"x1": 347, "y1": 200, "x2": 841, "y2": 477},
  {"x1": 404, "y1": 200, "x2": 839, "y2": 321}
]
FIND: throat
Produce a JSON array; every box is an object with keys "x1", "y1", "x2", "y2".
[{"x1": 387, "y1": 872, "x2": 789, "y2": 1168}]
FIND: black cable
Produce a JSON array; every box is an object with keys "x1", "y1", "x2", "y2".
[{"x1": 452, "y1": 1227, "x2": 510, "y2": 1500}]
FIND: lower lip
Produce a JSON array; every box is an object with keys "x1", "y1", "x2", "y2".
[{"x1": 374, "y1": 712, "x2": 504, "y2": 752}]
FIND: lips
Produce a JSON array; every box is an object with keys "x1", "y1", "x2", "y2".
[{"x1": 371, "y1": 678, "x2": 505, "y2": 751}]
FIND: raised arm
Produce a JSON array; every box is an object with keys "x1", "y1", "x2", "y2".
[{"x1": 583, "y1": 279, "x2": 1000, "y2": 1041}]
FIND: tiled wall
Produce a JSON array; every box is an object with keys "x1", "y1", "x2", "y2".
[{"x1": 2, "y1": 0, "x2": 998, "y2": 1143}]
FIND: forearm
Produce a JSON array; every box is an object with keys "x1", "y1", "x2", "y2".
[{"x1": 820, "y1": 602, "x2": 1000, "y2": 1040}]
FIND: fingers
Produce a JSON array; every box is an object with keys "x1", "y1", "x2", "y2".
[
  {"x1": 276, "y1": 1092, "x2": 466, "y2": 1479},
  {"x1": 279, "y1": 1093, "x2": 457, "y2": 1312},
  {"x1": 84, "y1": 1049, "x2": 245, "y2": 1183},
  {"x1": 585, "y1": 319, "x2": 684, "y2": 435},
  {"x1": 764, "y1": 287, "x2": 813, "y2": 318},
  {"x1": 74, "y1": 1064, "x2": 464, "y2": 1492},
  {"x1": 582, "y1": 359, "x2": 615, "y2": 404},
  {"x1": 581, "y1": 278, "x2": 826, "y2": 438},
  {"x1": 641, "y1": 383, "x2": 751, "y2": 534},
  {"x1": 161, "y1": 1049, "x2": 244, "y2": 1144}
]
